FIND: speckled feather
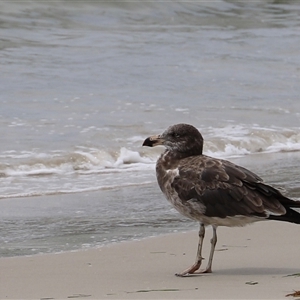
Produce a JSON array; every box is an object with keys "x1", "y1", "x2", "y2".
[
  {"x1": 144, "y1": 123, "x2": 300, "y2": 227},
  {"x1": 143, "y1": 124, "x2": 300, "y2": 275}
]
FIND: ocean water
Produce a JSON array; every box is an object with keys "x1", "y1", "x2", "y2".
[{"x1": 1, "y1": 0, "x2": 300, "y2": 257}]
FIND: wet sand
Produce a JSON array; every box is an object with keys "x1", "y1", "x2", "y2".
[{"x1": 1, "y1": 221, "x2": 299, "y2": 299}]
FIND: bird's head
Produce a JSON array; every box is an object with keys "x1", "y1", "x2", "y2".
[{"x1": 142, "y1": 123, "x2": 204, "y2": 156}]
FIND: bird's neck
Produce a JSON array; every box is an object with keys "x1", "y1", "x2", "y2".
[{"x1": 159, "y1": 149, "x2": 201, "y2": 168}]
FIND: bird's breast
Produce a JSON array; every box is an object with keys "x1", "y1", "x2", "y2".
[{"x1": 156, "y1": 157, "x2": 202, "y2": 221}]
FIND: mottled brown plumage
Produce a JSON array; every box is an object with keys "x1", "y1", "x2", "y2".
[{"x1": 143, "y1": 123, "x2": 300, "y2": 276}]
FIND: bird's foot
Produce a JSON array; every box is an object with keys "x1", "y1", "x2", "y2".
[{"x1": 175, "y1": 266, "x2": 212, "y2": 277}]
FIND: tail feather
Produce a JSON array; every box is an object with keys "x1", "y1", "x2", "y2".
[
  {"x1": 258, "y1": 183, "x2": 300, "y2": 207},
  {"x1": 268, "y1": 207, "x2": 300, "y2": 224}
]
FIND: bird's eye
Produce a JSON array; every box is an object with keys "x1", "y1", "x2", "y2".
[{"x1": 171, "y1": 132, "x2": 180, "y2": 138}]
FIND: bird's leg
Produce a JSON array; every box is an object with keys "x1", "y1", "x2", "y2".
[
  {"x1": 175, "y1": 223, "x2": 205, "y2": 277},
  {"x1": 190, "y1": 225, "x2": 217, "y2": 274},
  {"x1": 202, "y1": 225, "x2": 217, "y2": 273},
  {"x1": 176, "y1": 225, "x2": 218, "y2": 276}
]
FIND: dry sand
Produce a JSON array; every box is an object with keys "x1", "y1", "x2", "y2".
[{"x1": 1, "y1": 221, "x2": 300, "y2": 299}]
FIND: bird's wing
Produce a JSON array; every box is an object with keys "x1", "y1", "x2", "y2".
[{"x1": 171, "y1": 155, "x2": 286, "y2": 218}]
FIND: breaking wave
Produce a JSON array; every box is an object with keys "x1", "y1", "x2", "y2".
[{"x1": 0, "y1": 125, "x2": 299, "y2": 199}]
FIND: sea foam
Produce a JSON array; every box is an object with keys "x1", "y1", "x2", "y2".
[{"x1": 0, "y1": 125, "x2": 299, "y2": 199}]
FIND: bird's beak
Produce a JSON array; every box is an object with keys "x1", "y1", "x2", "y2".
[{"x1": 142, "y1": 135, "x2": 164, "y2": 147}]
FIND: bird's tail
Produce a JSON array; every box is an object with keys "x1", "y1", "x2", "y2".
[
  {"x1": 268, "y1": 206, "x2": 300, "y2": 224},
  {"x1": 257, "y1": 182, "x2": 300, "y2": 224}
]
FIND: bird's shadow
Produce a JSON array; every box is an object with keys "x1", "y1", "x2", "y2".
[
  {"x1": 215, "y1": 267, "x2": 300, "y2": 276},
  {"x1": 174, "y1": 267, "x2": 300, "y2": 278}
]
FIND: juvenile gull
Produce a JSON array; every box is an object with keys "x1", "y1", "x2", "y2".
[{"x1": 143, "y1": 123, "x2": 300, "y2": 276}]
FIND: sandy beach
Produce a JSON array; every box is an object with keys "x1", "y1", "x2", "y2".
[
  {"x1": 1, "y1": 221, "x2": 299, "y2": 299},
  {"x1": 1, "y1": 1, "x2": 300, "y2": 299}
]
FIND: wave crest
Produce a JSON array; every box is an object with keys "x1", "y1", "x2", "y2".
[{"x1": 0, "y1": 125, "x2": 299, "y2": 199}]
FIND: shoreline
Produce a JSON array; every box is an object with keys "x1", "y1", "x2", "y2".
[
  {"x1": 1, "y1": 150, "x2": 299, "y2": 259},
  {"x1": 1, "y1": 222, "x2": 300, "y2": 299}
]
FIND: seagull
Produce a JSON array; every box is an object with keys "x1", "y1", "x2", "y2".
[{"x1": 143, "y1": 123, "x2": 300, "y2": 276}]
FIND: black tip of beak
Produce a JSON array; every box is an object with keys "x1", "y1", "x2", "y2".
[{"x1": 142, "y1": 137, "x2": 153, "y2": 147}]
